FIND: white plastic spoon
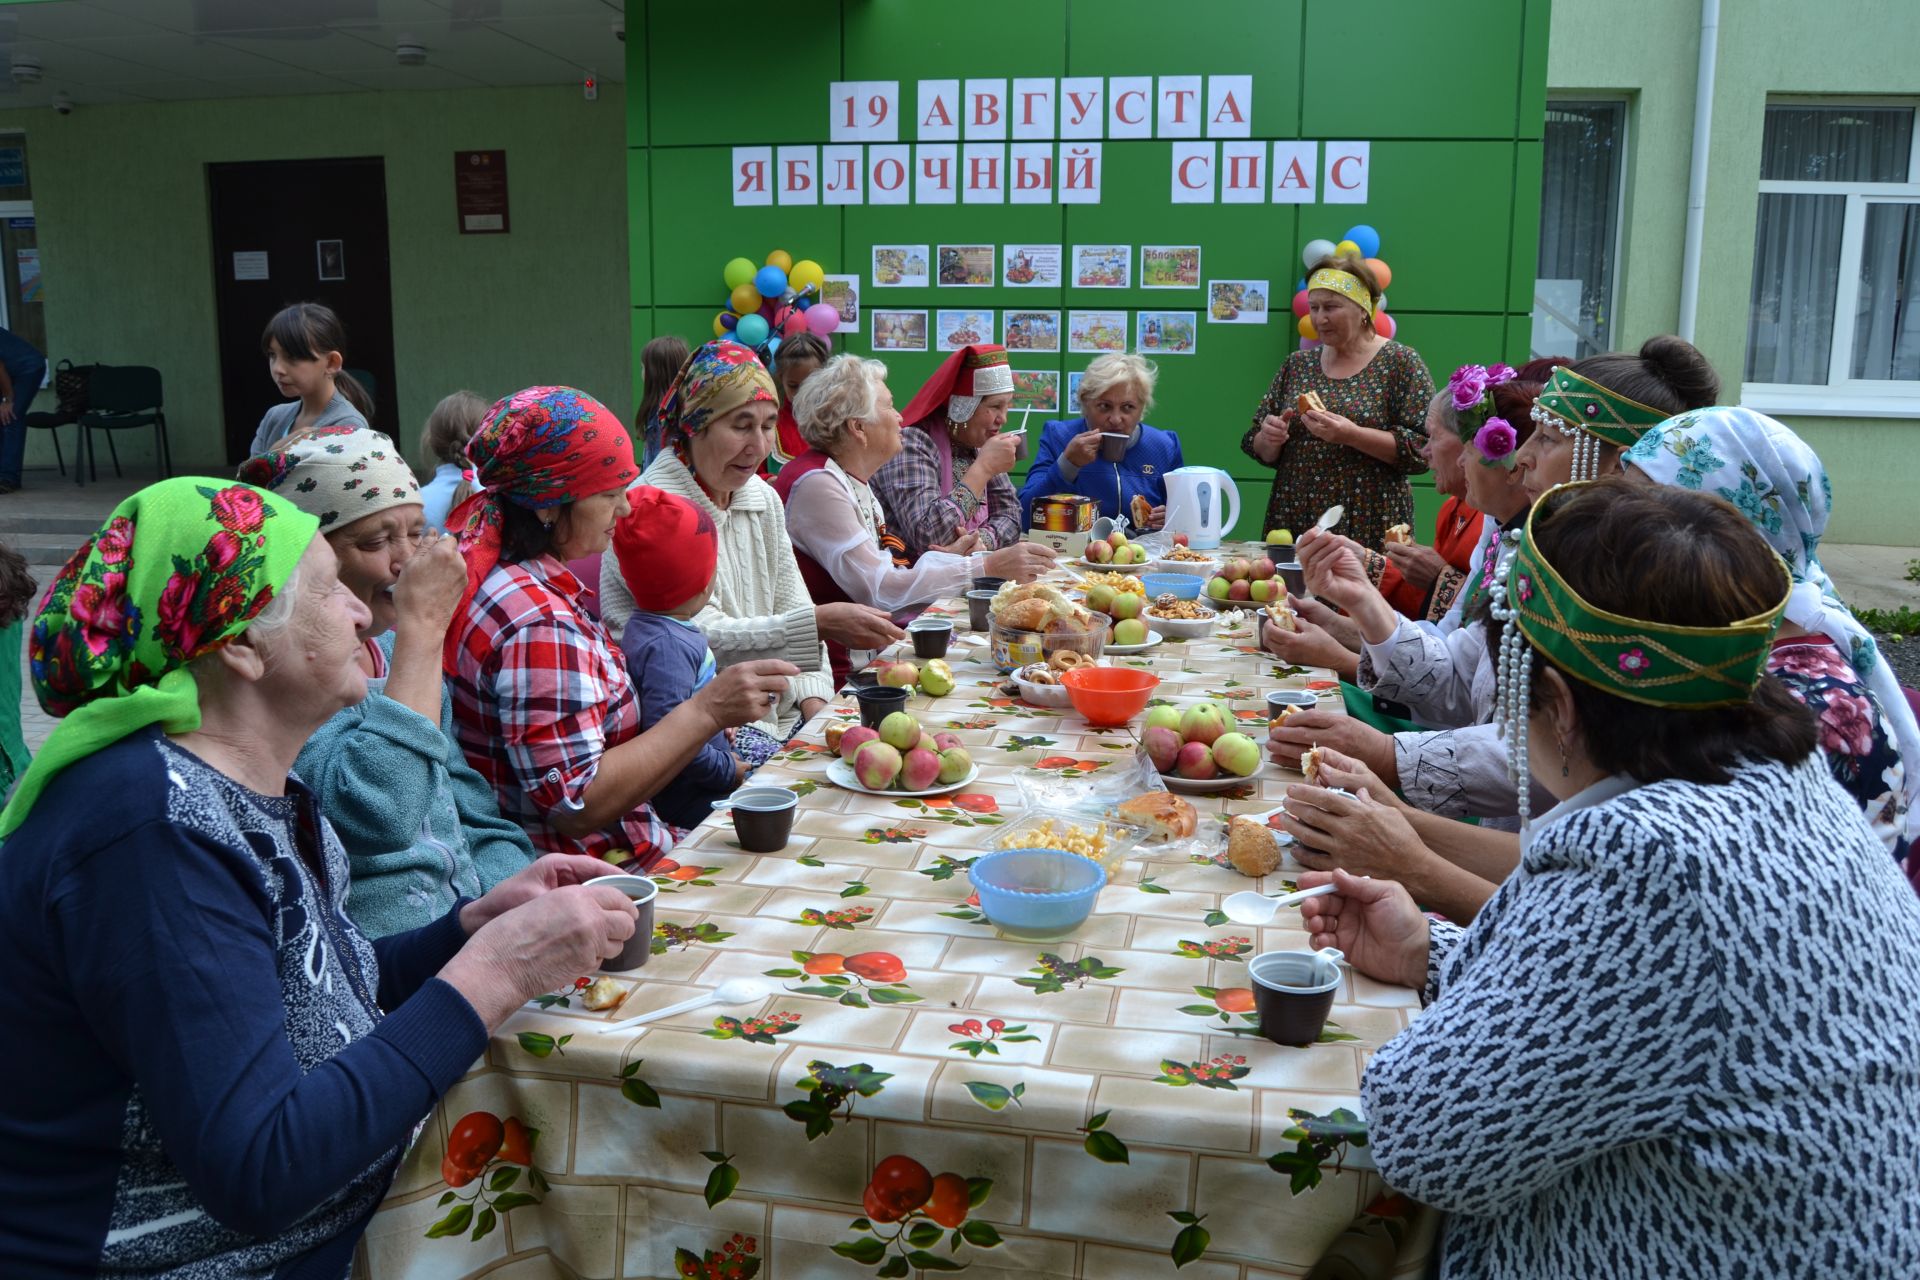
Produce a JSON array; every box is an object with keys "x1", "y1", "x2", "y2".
[
  {"x1": 1313, "y1": 503, "x2": 1344, "y2": 533},
  {"x1": 1222, "y1": 882, "x2": 1338, "y2": 926},
  {"x1": 596, "y1": 977, "x2": 767, "y2": 1035}
]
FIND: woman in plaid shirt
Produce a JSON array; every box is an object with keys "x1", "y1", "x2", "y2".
[{"x1": 442, "y1": 386, "x2": 796, "y2": 868}]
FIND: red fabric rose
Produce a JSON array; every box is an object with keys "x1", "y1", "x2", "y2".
[
  {"x1": 209, "y1": 486, "x2": 268, "y2": 534},
  {"x1": 1768, "y1": 640, "x2": 1854, "y2": 683},
  {"x1": 96, "y1": 517, "x2": 135, "y2": 567},
  {"x1": 69, "y1": 572, "x2": 132, "y2": 657},
  {"x1": 204, "y1": 528, "x2": 242, "y2": 573},
  {"x1": 201, "y1": 572, "x2": 249, "y2": 634},
  {"x1": 1818, "y1": 690, "x2": 1879, "y2": 758},
  {"x1": 155, "y1": 570, "x2": 205, "y2": 657}
]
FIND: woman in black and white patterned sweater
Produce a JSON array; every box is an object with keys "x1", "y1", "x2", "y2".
[{"x1": 1299, "y1": 479, "x2": 1920, "y2": 1278}]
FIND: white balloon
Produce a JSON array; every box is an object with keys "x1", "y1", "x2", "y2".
[{"x1": 1301, "y1": 239, "x2": 1337, "y2": 270}]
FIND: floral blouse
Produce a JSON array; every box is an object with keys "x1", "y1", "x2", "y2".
[
  {"x1": 1240, "y1": 341, "x2": 1434, "y2": 552},
  {"x1": 1768, "y1": 634, "x2": 1910, "y2": 864}
]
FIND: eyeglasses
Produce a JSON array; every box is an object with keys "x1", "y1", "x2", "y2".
[{"x1": 351, "y1": 528, "x2": 434, "y2": 555}]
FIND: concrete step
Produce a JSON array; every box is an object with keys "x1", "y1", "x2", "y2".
[
  {"x1": 0, "y1": 513, "x2": 103, "y2": 535},
  {"x1": 5, "y1": 532, "x2": 92, "y2": 562}
]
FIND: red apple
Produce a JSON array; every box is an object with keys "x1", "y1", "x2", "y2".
[{"x1": 1175, "y1": 741, "x2": 1218, "y2": 780}]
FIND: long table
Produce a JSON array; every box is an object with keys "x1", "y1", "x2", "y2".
[{"x1": 357, "y1": 566, "x2": 1436, "y2": 1279}]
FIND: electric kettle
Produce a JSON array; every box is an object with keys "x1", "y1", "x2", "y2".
[{"x1": 1162, "y1": 466, "x2": 1241, "y2": 550}]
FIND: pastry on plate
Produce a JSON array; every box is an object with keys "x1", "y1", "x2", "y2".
[
  {"x1": 1226, "y1": 815, "x2": 1284, "y2": 877},
  {"x1": 1117, "y1": 791, "x2": 1199, "y2": 842}
]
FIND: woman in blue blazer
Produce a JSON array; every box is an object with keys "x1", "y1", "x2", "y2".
[{"x1": 1019, "y1": 351, "x2": 1183, "y2": 529}]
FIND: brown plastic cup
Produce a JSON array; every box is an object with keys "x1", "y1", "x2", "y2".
[
  {"x1": 1277, "y1": 562, "x2": 1307, "y2": 597},
  {"x1": 1249, "y1": 948, "x2": 1344, "y2": 1046},
  {"x1": 856, "y1": 685, "x2": 909, "y2": 729},
  {"x1": 595, "y1": 874, "x2": 659, "y2": 972},
  {"x1": 713, "y1": 786, "x2": 798, "y2": 854},
  {"x1": 909, "y1": 618, "x2": 953, "y2": 658},
  {"x1": 1099, "y1": 432, "x2": 1130, "y2": 462},
  {"x1": 972, "y1": 576, "x2": 1007, "y2": 594},
  {"x1": 967, "y1": 590, "x2": 995, "y2": 632},
  {"x1": 1267, "y1": 689, "x2": 1317, "y2": 726}
]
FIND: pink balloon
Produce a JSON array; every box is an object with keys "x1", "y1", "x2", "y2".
[
  {"x1": 1374, "y1": 312, "x2": 1396, "y2": 339},
  {"x1": 806, "y1": 304, "x2": 841, "y2": 336},
  {"x1": 781, "y1": 309, "x2": 808, "y2": 337},
  {"x1": 1291, "y1": 290, "x2": 1310, "y2": 318}
]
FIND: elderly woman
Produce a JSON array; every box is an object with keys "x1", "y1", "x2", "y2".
[
  {"x1": 598, "y1": 341, "x2": 900, "y2": 741},
  {"x1": 1626, "y1": 406, "x2": 1917, "y2": 867},
  {"x1": 772, "y1": 354, "x2": 1056, "y2": 684},
  {"x1": 237, "y1": 427, "x2": 536, "y2": 937},
  {"x1": 0, "y1": 478, "x2": 640, "y2": 1275},
  {"x1": 1017, "y1": 351, "x2": 1184, "y2": 529},
  {"x1": 446, "y1": 385, "x2": 797, "y2": 865},
  {"x1": 1296, "y1": 479, "x2": 1920, "y2": 1276},
  {"x1": 1241, "y1": 253, "x2": 1434, "y2": 552},
  {"x1": 870, "y1": 343, "x2": 1024, "y2": 560}
]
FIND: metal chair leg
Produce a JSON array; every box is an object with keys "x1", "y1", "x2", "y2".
[
  {"x1": 49, "y1": 426, "x2": 63, "y2": 477},
  {"x1": 156, "y1": 412, "x2": 172, "y2": 478},
  {"x1": 105, "y1": 430, "x2": 121, "y2": 478}
]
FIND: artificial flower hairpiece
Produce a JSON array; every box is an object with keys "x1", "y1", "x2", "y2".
[{"x1": 1448, "y1": 363, "x2": 1520, "y2": 466}]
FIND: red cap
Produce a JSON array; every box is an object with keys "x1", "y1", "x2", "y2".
[{"x1": 611, "y1": 486, "x2": 719, "y2": 613}]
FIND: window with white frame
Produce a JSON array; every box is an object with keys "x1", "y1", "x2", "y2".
[
  {"x1": 1744, "y1": 102, "x2": 1920, "y2": 413},
  {"x1": 1532, "y1": 99, "x2": 1626, "y2": 361}
]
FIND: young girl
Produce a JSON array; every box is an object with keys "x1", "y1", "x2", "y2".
[
  {"x1": 637, "y1": 334, "x2": 690, "y2": 467},
  {"x1": 417, "y1": 389, "x2": 490, "y2": 531},
  {"x1": 769, "y1": 331, "x2": 829, "y2": 470},
  {"x1": 248, "y1": 302, "x2": 375, "y2": 453}
]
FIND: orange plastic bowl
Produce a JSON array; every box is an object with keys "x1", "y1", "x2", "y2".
[{"x1": 1059, "y1": 665, "x2": 1160, "y2": 727}]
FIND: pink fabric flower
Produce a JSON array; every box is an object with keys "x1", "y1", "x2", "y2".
[
  {"x1": 204, "y1": 529, "x2": 242, "y2": 573},
  {"x1": 1819, "y1": 690, "x2": 1878, "y2": 757},
  {"x1": 1473, "y1": 417, "x2": 1518, "y2": 461},
  {"x1": 155, "y1": 570, "x2": 205, "y2": 657},
  {"x1": 1486, "y1": 363, "x2": 1518, "y2": 384},
  {"x1": 1618, "y1": 647, "x2": 1651, "y2": 674},
  {"x1": 95, "y1": 516, "x2": 135, "y2": 568},
  {"x1": 208, "y1": 486, "x2": 268, "y2": 534},
  {"x1": 1768, "y1": 640, "x2": 1855, "y2": 683},
  {"x1": 69, "y1": 572, "x2": 132, "y2": 657},
  {"x1": 1449, "y1": 364, "x2": 1489, "y2": 411}
]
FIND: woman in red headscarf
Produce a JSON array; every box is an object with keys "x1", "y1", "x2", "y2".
[
  {"x1": 443, "y1": 385, "x2": 798, "y2": 867},
  {"x1": 869, "y1": 344, "x2": 1025, "y2": 561}
]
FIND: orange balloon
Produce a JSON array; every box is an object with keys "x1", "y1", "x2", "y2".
[
  {"x1": 765, "y1": 249, "x2": 794, "y2": 272},
  {"x1": 1297, "y1": 315, "x2": 1317, "y2": 340},
  {"x1": 1365, "y1": 258, "x2": 1392, "y2": 291},
  {"x1": 1374, "y1": 311, "x2": 1397, "y2": 340}
]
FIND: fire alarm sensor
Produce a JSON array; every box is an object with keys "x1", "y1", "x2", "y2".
[{"x1": 583, "y1": 73, "x2": 597, "y2": 102}]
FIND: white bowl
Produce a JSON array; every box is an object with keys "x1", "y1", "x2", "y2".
[
  {"x1": 1013, "y1": 665, "x2": 1075, "y2": 707},
  {"x1": 1144, "y1": 612, "x2": 1215, "y2": 640}
]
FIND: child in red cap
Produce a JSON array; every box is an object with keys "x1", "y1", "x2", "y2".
[{"x1": 612, "y1": 487, "x2": 772, "y2": 827}]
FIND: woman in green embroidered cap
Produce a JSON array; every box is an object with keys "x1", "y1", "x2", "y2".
[
  {"x1": 1293, "y1": 478, "x2": 1920, "y2": 1279},
  {"x1": 0, "y1": 477, "x2": 641, "y2": 1276}
]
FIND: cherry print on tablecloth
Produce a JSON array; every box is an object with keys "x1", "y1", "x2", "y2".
[
  {"x1": 948, "y1": 1017, "x2": 1040, "y2": 1057},
  {"x1": 834, "y1": 1155, "x2": 1005, "y2": 1275},
  {"x1": 703, "y1": 1012, "x2": 801, "y2": 1044},
  {"x1": 674, "y1": 1233, "x2": 761, "y2": 1280}
]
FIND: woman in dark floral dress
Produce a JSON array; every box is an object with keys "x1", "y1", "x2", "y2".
[
  {"x1": 1767, "y1": 634, "x2": 1908, "y2": 862},
  {"x1": 1240, "y1": 253, "x2": 1434, "y2": 551}
]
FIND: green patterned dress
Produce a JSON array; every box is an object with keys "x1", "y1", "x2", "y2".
[{"x1": 1239, "y1": 341, "x2": 1435, "y2": 552}]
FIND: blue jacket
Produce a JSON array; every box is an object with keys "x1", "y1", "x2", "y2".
[
  {"x1": 295, "y1": 632, "x2": 534, "y2": 938},
  {"x1": 621, "y1": 610, "x2": 737, "y2": 829},
  {"x1": 1017, "y1": 417, "x2": 1184, "y2": 525},
  {"x1": 0, "y1": 729, "x2": 484, "y2": 1278}
]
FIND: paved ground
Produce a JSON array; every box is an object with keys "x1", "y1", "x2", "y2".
[{"x1": 3, "y1": 469, "x2": 1917, "y2": 752}]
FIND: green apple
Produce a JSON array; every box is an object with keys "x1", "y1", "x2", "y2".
[
  {"x1": 1144, "y1": 705, "x2": 1183, "y2": 733},
  {"x1": 1206, "y1": 576, "x2": 1231, "y2": 599},
  {"x1": 1114, "y1": 617, "x2": 1148, "y2": 645},
  {"x1": 1108, "y1": 591, "x2": 1143, "y2": 621},
  {"x1": 1086, "y1": 583, "x2": 1117, "y2": 614},
  {"x1": 1249, "y1": 579, "x2": 1275, "y2": 603}
]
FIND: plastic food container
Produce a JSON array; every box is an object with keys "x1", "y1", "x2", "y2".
[
  {"x1": 1012, "y1": 664, "x2": 1076, "y2": 708},
  {"x1": 969, "y1": 848, "x2": 1107, "y2": 941},
  {"x1": 989, "y1": 611, "x2": 1110, "y2": 673},
  {"x1": 989, "y1": 810, "x2": 1147, "y2": 873},
  {"x1": 1141, "y1": 573, "x2": 1202, "y2": 600},
  {"x1": 1059, "y1": 665, "x2": 1160, "y2": 726}
]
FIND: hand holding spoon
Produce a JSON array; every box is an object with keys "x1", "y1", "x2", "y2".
[
  {"x1": 1313, "y1": 504, "x2": 1344, "y2": 534},
  {"x1": 1222, "y1": 882, "x2": 1338, "y2": 925}
]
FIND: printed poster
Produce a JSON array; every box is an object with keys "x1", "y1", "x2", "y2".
[
  {"x1": 1067, "y1": 309, "x2": 1127, "y2": 354},
  {"x1": 935, "y1": 244, "x2": 995, "y2": 287},
  {"x1": 822, "y1": 274, "x2": 860, "y2": 325},
  {"x1": 1002, "y1": 244, "x2": 1062, "y2": 287},
  {"x1": 935, "y1": 308, "x2": 995, "y2": 351},
  {"x1": 1138, "y1": 310, "x2": 1198, "y2": 355},
  {"x1": 1207, "y1": 279, "x2": 1270, "y2": 323},
  {"x1": 1010, "y1": 370, "x2": 1060, "y2": 413},
  {"x1": 872, "y1": 245, "x2": 929, "y2": 288},
  {"x1": 1072, "y1": 244, "x2": 1131, "y2": 289},
  {"x1": 1141, "y1": 245, "x2": 1202, "y2": 289},
  {"x1": 1003, "y1": 309, "x2": 1060, "y2": 353},
  {"x1": 871, "y1": 310, "x2": 928, "y2": 351},
  {"x1": 15, "y1": 248, "x2": 39, "y2": 302},
  {"x1": 1066, "y1": 370, "x2": 1086, "y2": 411}
]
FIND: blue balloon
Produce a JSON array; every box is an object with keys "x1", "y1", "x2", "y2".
[
  {"x1": 719, "y1": 312, "x2": 737, "y2": 330},
  {"x1": 1344, "y1": 224, "x2": 1381, "y2": 258},
  {"x1": 767, "y1": 337, "x2": 782, "y2": 355},
  {"x1": 734, "y1": 313, "x2": 771, "y2": 347},
  {"x1": 794, "y1": 296, "x2": 812, "y2": 310},
  {"x1": 754, "y1": 265, "x2": 789, "y2": 298}
]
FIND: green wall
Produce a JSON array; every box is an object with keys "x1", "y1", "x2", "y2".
[
  {"x1": 627, "y1": 0, "x2": 1551, "y2": 539},
  {"x1": 1, "y1": 83, "x2": 631, "y2": 477},
  {"x1": 1547, "y1": 0, "x2": 1920, "y2": 544}
]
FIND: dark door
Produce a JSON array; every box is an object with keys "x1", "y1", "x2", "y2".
[{"x1": 207, "y1": 157, "x2": 397, "y2": 462}]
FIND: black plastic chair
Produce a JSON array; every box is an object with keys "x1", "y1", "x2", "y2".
[
  {"x1": 77, "y1": 365, "x2": 171, "y2": 482},
  {"x1": 22, "y1": 407, "x2": 79, "y2": 483}
]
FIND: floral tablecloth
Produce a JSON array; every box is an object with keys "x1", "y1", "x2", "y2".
[{"x1": 357, "y1": 565, "x2": 1436, "y2": 1280}]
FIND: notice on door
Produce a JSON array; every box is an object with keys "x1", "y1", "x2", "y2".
[
  {"x1": 454, "y1": 150, "x2": 509, "y2": 234},
  {"x1": 233, "y1": 251, "x2": 269, "y2": 280}
]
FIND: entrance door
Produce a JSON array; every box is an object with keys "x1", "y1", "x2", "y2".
[{"x1": 207, "y1": 157, "x2": 397, "y2": 462}]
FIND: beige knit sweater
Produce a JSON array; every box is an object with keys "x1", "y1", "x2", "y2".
[{"x1": 599, "y1": 454, "x2": 832, "y2": 739}]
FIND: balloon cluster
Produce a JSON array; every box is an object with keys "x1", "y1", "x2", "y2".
[
  {"x1": 715, "y1": 249, "x2": 840, "y2": 355},
  {"x1": 1291, "y1": 224, "x2": 1396, "y2": 344}
]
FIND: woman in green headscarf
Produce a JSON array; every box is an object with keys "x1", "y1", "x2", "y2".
[{"x1": 0, "y1": 477, "x2": 642, "y2": 1276}]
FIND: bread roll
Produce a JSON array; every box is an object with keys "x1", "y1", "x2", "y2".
[
  {"x1": 1117, "y1": 791, "x2": 1199, "y2": 842},
  {"x1": 1296, "y1": 390, "x2": 1327, "y2": 416},
  {"x1": 1301, "y1": 745, "x2": 1324, "y2": 785},
  {"x1": 1227, "y1": 816, "x2": 1284, "y2": 877},
  {"x1": 1130, "y1": 494, "x2": 1152, "y2": 528},
  {"x1": 999, "y1": 598, "x2": 1052, "y2": 631},
  {"x1": 1384, "y1": 523, "x2": 1413, "y2": 545},
  {"x1": 1267, "y1": 601, "x2": 1298, "y2": 633}
]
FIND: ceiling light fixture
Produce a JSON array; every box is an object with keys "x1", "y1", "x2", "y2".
[
  {"x1": 10, "y1": 56, "x2": 42, "y2": 86},
  {"x1": 396, "y1": 41, "x2": 427, "y2": 67}
]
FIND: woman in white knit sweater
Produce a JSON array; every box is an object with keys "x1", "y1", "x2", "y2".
[
  {"x1": 1298, "y1": 479, "x2": 1920, "y2": 1278},
  {"x1": 598, "y1": 340, "x2": 902, "y2": 741}
]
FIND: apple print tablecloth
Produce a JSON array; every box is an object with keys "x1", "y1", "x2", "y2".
[{"x1": 357, "y1": 562, "x2": 1439, "y2": 1280}]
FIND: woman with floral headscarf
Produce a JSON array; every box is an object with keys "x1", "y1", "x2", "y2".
[
  {"x1": 1626, "y1": 406, "x2": 1915, "y2": 869},
  {"x1": 444, "y1": 385, "x2": 797, "y2": 865},
  {"x1": 598, "y1": 341, "x2": 900, "y2": 743},
  {"x1": 238, "y1": 427, "x2": 537, "y2": 937},
  {"x1": 0, "y1": 477, "x2": 639, "y2": 1275}
]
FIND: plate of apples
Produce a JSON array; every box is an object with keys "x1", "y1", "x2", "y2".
[
  {"x1": 1079, "y1": 529, "x2": 1151, "y2": 571},
  {"x1": 1140, "y1": 702, "x2": 1269, "y2": 793},
  {"x1": 1202, "y1": 554, "x2": 1287, "y2": 609}
]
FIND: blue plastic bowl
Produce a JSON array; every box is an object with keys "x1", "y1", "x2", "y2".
[
  {"x1": 1141, "y1": 573, "x2": 1202, "y2": 600},
  {"x1": 969, "y1": 848, "x2": 1107, "y2": 941}
]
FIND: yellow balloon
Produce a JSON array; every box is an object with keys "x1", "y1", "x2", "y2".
[
  {"x1": 730, "y1": 283, "x2": 763, "y2": 315},
  {"x1": 765, "y1": 249, "x2": 794, "y2": 273},
  {"x1": 1335, "y1": 239, "x2": 1361, "y2": 258},
  {"x1": 789, "y1": 259, "x2": 826, "y2": 293},
  {"x1": 1298, "y1": 315, "x2": 1318, "y2": 340}
]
